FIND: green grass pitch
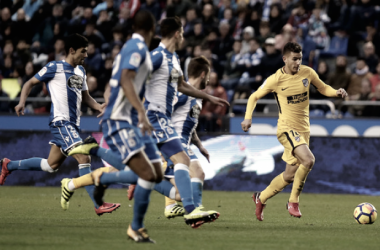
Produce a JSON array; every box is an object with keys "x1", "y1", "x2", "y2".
[{"x1": 0, "y1": 187, "x2": 379, "y2": 250}]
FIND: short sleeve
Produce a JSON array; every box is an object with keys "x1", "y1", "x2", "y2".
[
  {"x1": 151, "y1": 50, "x2": 163, "y2": 72},
  {"x1": 81, "y1": 66, "x2": 88, "y2": 91},
  {"x1": 120, "y1": 42, "x2": 146, "y2": 72},
  {"x1": 259, "y1": 74, "x2": 277, "y2": 92},
  {"x1": 34, "y1": 62, "x2": 57, "y2": 83}
]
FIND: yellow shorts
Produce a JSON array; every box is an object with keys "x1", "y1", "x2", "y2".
[{"x1": 277, "y1": 128, "x2": 310, "y2": 165}]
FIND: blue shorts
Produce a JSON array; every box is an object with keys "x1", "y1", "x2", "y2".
[
  {"x1": 164, "y1": 140, "x2": 198, "y2": 178},
  {"x1": 102, "y1": 119, "x2": 160, "y2": 164},
  {"x1": 49, "y1": 120, "x2": 82, "y2": 156},
  {"x1": 147, "y1": 111, "x2": 179, "y2": 143}
]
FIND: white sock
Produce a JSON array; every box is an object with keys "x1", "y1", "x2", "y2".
[
  {"x1": 166, "y1": 203, "x2": 177, "y2": 210},
  {"x1": 67, "y1": 180, "x2": 76, "y2": 191}
]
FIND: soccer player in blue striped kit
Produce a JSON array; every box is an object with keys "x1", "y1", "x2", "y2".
[
  {"x1": 0, "y1": 34, "x2": 120, "y2": 216},
  {"x1": 68, "y1": 10, "x2": 162, "y2": 243},
  {"x1": 143, "y1": 17, "x2": 228, "y2": 227}
]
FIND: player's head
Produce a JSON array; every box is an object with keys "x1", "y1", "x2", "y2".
[
  {"x1": 160, "y1": 17, "x2": 183, "y2": 50},
  {"x1": 133, "y1": 10, "x2": 156, "y2": 44},
  {"x1": 64, "y1": 34, "x2": 88, "y2": 66},
  {"x1": 282, "y1": 42, "x2": 302, "y2": 74},
  {"x1": 188, "y1": 56, "x2": 211, "y2": 89}
]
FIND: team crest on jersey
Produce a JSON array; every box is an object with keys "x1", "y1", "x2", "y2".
[
  {"x1": 302, "y1": 78, "x2": 309, "y2": 87},
  {"x1": 67, "y1": 75, "x2": 84, "y2": 89},
  {"x1": 190, "y1": 104, "x2": 200, "y2": 119}
]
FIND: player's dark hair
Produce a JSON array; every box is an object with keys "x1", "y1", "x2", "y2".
[
  {"x1": 160, "y1": 17, "x2": 182, "y2": 38},
  {"x1": 133, "y1": 10, "x2": 156, "y2": 32},
  {"x1": 64, "y1": 34, "x2": 88, "y2": 55},
  {"x1": 188, "y1": 56, "x2": 211, "y2": 79},
  {"x1": 283, "y1": 42, "x2": 302, "y2": 55}
]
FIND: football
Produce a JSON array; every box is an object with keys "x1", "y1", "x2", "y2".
[{"x1": 353, "y1": 203, "x2": 377, "y2": 224}]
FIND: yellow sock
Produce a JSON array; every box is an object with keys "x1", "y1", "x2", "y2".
[
  {"x1": 289, "y1": 164, "x2": 310, "y2": 203},
  {"x1": 260, "y1": 173, "x2": 290, "y2": 204},
  {"x1": 72, "y1": 167, "x2": 110, "y2": 188},
  {"x1": 165, "y1": 196, "x2": 176, "y2": 207}
]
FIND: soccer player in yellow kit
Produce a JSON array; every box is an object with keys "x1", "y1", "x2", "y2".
[{"x1": 241, "y1": 42, "x2": 348, "y2": 221}]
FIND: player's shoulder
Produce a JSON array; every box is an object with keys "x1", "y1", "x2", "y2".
[
  {"x1": 299, "y1": 65, "x2": 315, "y2": 75},
  {"x1": 151, "y1": 46, "x2": 164, "y2": 56}
]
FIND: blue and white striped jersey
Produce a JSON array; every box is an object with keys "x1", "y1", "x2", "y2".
[
  {"x1": 144, "y1": 42, "x2": 183, "y2": 118},
  {"x1": 171, "y1": 90, "x2": 202, "y2": 146},
  {"x1": 103, "y1": 33, "x2": 152, "y2": 125},
  {"x1": 34, "y1": 60, "x2": 88, "y2": 127}
]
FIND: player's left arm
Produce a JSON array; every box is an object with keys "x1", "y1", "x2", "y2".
[
  {"x1": 311, "y1": 69, "x2": 348, "y2": 98},
  {"x1": 178, "y1": 76, "x2": 230, "y2": 107},
  {"x1": 191, "y1": 131, "x2": 210, "y2": 163},
  {"x1": 82, "y1": 90, "x2": 106, "y2": 117}
]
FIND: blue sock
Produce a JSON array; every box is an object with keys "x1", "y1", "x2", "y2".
[
  {"x1": 90, "y1": 147, "x2": 126, "y2": 170},
  {"x1": 191, "y1": 178, "x2": 203, "y2": 207},
  {"x1": 7, "y1": 158, "x2": 44, "y2": 171},
  {"x1": 78, "y1": 164, "x2": 99, "y2": 208},
  {"x1": 154, "y1": 180, "x2": 175, "y2": 197},
  {"x1": 131, "y1": 178, "x2": 155, "y2": 231},
  {"x1": 174, "y1": 164, "x2": 195, "y2": 213},
  {"x1": 99, "y1": 170, "x2": 138, "y2": 185}
]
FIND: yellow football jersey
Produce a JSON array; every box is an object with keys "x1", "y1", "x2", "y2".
[{"x1": 245, "y1": 65, "x2": 338, "y2": 132}]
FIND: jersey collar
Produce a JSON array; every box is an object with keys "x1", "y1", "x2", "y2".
[
  {"x1": 132, "y1": 33, "x2": 144, "y2": 42},
  {"x1": 159, "y1": 42, "x2": 173, "y2": 55}
]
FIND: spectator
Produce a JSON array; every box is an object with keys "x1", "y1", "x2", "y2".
[
  {"x1": 47, "y1": 38, "x2": 65, "y2": 62},
  {"x1": 256, "y1": 37, "x2": 283, "y2": 82},
  {"x1": 11, "y1": 9, "x2": 32, "y2": 44},
  {"x1": 287, "y1": 2, "x2": 310, "y2": 30},
  {"x1": 15, "y1": 40, "x2": 33, "y2": 66},
  {"x1": 97, "y1": 57, "x2": 113, "y2": 92},
  {"x1": 14, "y1": 0, "x2": 43, "y2": 21},
  {"x1": 308, "y1": 7, "x2": 330, "y2": 50},
  {"x1": 240, "y1": 38, "x2": 264, "y2": 87},
  {"x1": 1, "y1": 8, "x2": 12, "y2": 35},
  {"x1": 326, "y1": 55, "x2": 351, "y2": 102},
  {"x1": 85, "y1": 42, "x2": 103, "y2": 73},
  {"x1": 257, "y1": 21, "x2": 274, "y2": 47},
  {"x1": 69, "y1": 7, "x2": 97, "y2": 34},
  {"x1": 201, "y1": 44, "x2": 222, "y2": 77},
  {"x1": 140, "y1": 0, "x2": 161, "y2": 22},
  {"x1": 232, "y1": 6, "x2": 246, "y2": 40},
  {"x1": 347, "y1": 78, "x2": 372, "y2": 117},
  {"x1": 347, "y1": 58, "x2": 373, "y2": 100},
  {"x1": 244, "y1": 9, "x2": 260, "y2": 36},
  {"x1": 201, "y1": 4, "x2": 218, "y2": 32},
  {"x1": 200, "y1": 71, "x2": 228, "y2": 131},
  {"x1": 221, "y1": 7, "x2": 235, "y2": 32},
  {"x1": 275, "y1": 23, "x2": 295, "y2": 52},
  {"x1": 166, "y1": 0, "x2": 193, "y2": 18},
  {"x1": 186, "y1": 22, "x2": 205, "y2": 47},
  {"x1": 310, "y1": 60, "x2": 329, "y2": 99},
  {"x1": 96, "y1": 10, "x2": 115, "y2": 42},
  {"x1": 83, "y1": 22, "x2": 104, "y2": 49},
  {"x1": 22, "y1": 61, "x2": 43, "y2": 97},
  {"x1": 221, "y1": 39, "x2": 244, "y2": 90},
  {"x1": 93, "y1": 0, "x2": 119, "y2": 22},
  {"x1": 363, "y1": 42, "x2": 379, "y2": 74},
  {"x1": 183, "y1": 8, "x2": 198, "y2": 36},
  {"x1": 32, "y1": 4, "x2": 68, "y2": 52},
  {"x1": 1, "y1": 55, "x2": 15, "y2": 78},
  {"x1": 269, "y1": 3, "x2": 284, "y2": 35},
  {"x1": 240, "y1": 26, "x2": 254, "y2": 55},
  {"x1": 369, "y1": 62, "x2": 380, "y2": 93},
  {"x1": 216, "y1": 20, "x2": 233, "y2": 62}
]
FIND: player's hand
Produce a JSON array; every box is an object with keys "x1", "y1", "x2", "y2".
[
  {"x1": 208, "y1": 96, "x2": 230, "y2": 107},
  {"x1": 199, "y1": 146, "x2": 210, "y2": 163},
  {"x1": 336, "y1": 88, "x2": 348, "y2": 98},
  {"x1": 15, "y1": 103, "x2": 25, "y2": 116},
  {"x1": 97, "y1": 103, "x2": 107, "y2": 118},
  {"x1": 241, "y1": 119, "x2": 252, "y2": 132},
  {"x1": 138, "y1": 111, "x2": 154, "y2": 136}
]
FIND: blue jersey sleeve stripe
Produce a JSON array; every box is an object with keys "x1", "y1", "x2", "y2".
[
  {"x1": 34, "y1": 62, "x2": 57, "y2": 82},
  {"x1": 151, "y1": 49, "x2": 163, "y2": 72},
  {"x1": 120, "y1": 41, "x2": 147, "y2": 71}
]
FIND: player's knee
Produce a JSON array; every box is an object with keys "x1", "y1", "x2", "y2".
[
  {"x1": 142, "y1": 170, "x2": 157, "y2": 183},
  {"x1": 303, "y1": 156, "x2": 315, "y2": 170},
  {"x1": 43, "y1": 159, "x2": 59, "y2": 172}
]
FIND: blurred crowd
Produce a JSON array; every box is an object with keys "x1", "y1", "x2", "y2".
[{"x1": 0, "y1": 0, "x2": 380, "y2": 127}]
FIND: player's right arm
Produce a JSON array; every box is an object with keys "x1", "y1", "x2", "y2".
[
  {"x1": 15, "y1": 77, "x2": 41, "y2": 116},
  {"x1": 241, "y1": 75, "x2": 277, "y2": 132},
  {"x1": 15, "y1": 63, "x2": 56, "y2": 116},
  {"x1": 118, "y1": 48, "x2": 153, "y2": 135}
]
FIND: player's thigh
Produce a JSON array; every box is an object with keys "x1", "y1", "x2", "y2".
[
  {"x1": 142, "y1": 135, "x2": 162, "y2": 181},
  {"x1": 102, "y1": 120, "x2": 144, "y2": 169},
  {"x1": 128, "y1": 151, "x2": 156, "y2": 182},
  {"x1": 277, "y1": 128, "x2": 309, "y2": 166},
  {"x1": 293, "y1": 144, "x2": 315, "y2": 169},
  {"x1": 47, "y1": 144, "x2": 67, "y2": 169}
]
